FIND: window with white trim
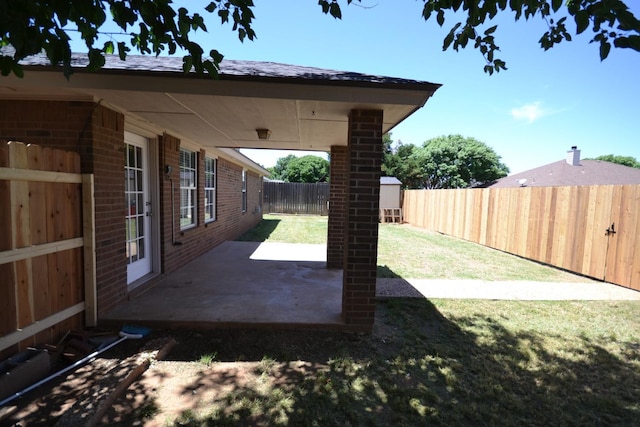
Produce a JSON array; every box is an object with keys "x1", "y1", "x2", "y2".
[
  {"x1": 179, "y1": 148, "x2": 197, "y2": 229},
  {"x1": 204, "y1": 156, "x2": 216, "y2": 222},
  {"x1": 241, "y1": 170, "x2": 247, "y2": 213}
]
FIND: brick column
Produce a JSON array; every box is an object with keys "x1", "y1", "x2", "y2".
[
  {"x1": 342, "y1": 109, "x2": 383, "y2": 330},
  {"x1": 327, "y1": 145, "x2": 348, "y2": 269}
]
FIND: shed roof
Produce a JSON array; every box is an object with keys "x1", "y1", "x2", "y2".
[{"x1": 380, "y1": 176, "x2": 402, "y2": 185}]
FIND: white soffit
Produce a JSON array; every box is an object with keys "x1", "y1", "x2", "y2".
[{"x1": 1, "y1": 66, "x2": 438, "y2": 152}]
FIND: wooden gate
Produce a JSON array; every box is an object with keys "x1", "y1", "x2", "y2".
[
  {"x1": 0, "y1": 141, "x2": 96, "y2": 358},
  {"x1": 603, "y1": 185, "x2": 640, "y2": 289}
]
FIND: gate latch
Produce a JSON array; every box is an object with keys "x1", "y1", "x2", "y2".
[{"x1": 605, "y1": 223, "x2": 616, "y2": 236}]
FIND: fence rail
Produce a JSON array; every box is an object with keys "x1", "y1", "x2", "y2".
[
  {"x1": 0, "y1": 141, "x2": 96, "y2": 357},
  {"x1": 403, "y1": 185, "x2": 640, "y2": 291},
  {"x1": 263, "y1": 181, "x2": 329, "y2": 215}
]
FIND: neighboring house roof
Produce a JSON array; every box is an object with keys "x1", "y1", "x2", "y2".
[
  {"x1": 381, "y1": 177, "x2": 402, "y2": 185},
  {"x1": 488, "y1": 159, "x2": 640, "y2": 188}
]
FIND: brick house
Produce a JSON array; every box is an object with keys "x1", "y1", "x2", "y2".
[{"x1": 0, "y1": 53, "x2": 440, "y2": 333}]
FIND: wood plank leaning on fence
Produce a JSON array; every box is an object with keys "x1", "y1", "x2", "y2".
[{"x1": 0, "y1": 141, "x2": 96, "y2": 357}]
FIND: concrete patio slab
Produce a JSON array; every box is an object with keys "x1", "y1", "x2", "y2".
[{"x1": 103, "y1": 241, "x2": 344, "y2": 329}]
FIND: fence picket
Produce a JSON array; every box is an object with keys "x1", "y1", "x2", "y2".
[
  {"x1": 403, "y1": 185, "x2": 640, "y2": 291},
  {"x1": 263, "y1": 181, "x2": 329, "y2": 215}
]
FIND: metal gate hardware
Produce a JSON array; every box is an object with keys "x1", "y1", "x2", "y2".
[{"x1": 605, "y1": 223, "x2": 616, "y2": 236}]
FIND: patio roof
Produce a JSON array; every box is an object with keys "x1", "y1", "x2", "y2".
[{"x1": 1, "y1": 51, "x2": 441, "y2": 153}]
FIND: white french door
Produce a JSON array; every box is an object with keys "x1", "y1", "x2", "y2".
[{"x1": 125, "y1": 132, "x2": 153, "y2": 286}]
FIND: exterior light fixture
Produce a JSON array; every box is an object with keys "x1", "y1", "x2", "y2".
[{"x1": 256, "y1": 128, "x2": 271, "y2": 140}]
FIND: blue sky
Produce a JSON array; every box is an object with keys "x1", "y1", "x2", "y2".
[{"x1": 73, "y1": 1, "x2": 640, "y2": 174}]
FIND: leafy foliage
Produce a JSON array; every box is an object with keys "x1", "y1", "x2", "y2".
[
  {"x1": 273, "y1": 155, "x2": 330, "y2": 183},
  {"x1": 0, "y1": 0, "x2": 255, "y2": 78},
  {"x1": 584, "y1": 154, "x2": 640, "y2": 168},
  {"x1": 411, "y1": 135, "x2": 509, "y2": 189},
  {"x1": 382, "y1": 134, "x2": 509, "y2": 189},
  {"x1": 320, "y1": 0, "x2": 640, "y2": 74},
  {"x1": 1, "y1": 0, "x2": 638, "y2": 78},
  {"x1": 267, "y1": 154, "x2": 297, "y2": 180},
  {"x1": 381, "y1": 133, "x2": 423, "y2": 189}
]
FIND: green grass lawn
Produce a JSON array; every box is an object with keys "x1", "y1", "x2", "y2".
[
  {"x1": 139, "y1": 299, "x2": 640, "y2": 426},
  {"x1": 116, "y1": 214, "x2": 639, "y2": 426},
  {"x1": 238, "y1": 214, "x2": 593, "y2": 282}
]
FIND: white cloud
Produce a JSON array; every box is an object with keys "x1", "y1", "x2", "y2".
[{"x1": 510, "y1": 102, "x2": 546, "y2": 123}]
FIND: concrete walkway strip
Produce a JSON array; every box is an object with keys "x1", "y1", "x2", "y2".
[
  {"x1": 250, "y1": 242, "x2": 640, "y2": 301},
  {"x1": 377, "y1": 278, "x2": 640, "y2": 301}
]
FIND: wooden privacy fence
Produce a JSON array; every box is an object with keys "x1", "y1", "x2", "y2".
[
  {"x1": 0, "y1": 141, "x2": 96, "y2": 356},
  {"x1": 403, "y1": 186, "x2": 640, "y2": 291},
  {"x1": 263, "y1": 181, "x2": 329, "y2": 215}
]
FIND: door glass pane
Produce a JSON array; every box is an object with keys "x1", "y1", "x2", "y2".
[
  {"x1": 129, "y1": 145, "x2": 136, "y2": 168},
  {"x1": 137, "y1": 194, "x2": 144, "y2": 218},
  {"x1": 125, "y1": 142, "x2": 147, "y2": 265},
  {"x1": 137, "y1": 216, "x2": 144, "y2": 239}
]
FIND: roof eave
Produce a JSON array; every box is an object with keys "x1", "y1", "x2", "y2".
[{"x1": 18, "y1": 64, "x2": 440, "y2": 106}]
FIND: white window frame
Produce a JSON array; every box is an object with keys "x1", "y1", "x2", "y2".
[
  {"x1": 204, "y1": 156, "x2": 216, "y2": 222},
  {"x1": 179, "y1": 148, "x2": 197, "y2": 230},
  {"x1": 241, "y1": 169, "x2": 247, "y2": 213}
]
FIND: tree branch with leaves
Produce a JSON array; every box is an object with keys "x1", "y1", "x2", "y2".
[
  {"x1": 0, "y1": 0, "x2": 255, "y2": 78},
  {"x1": 321, "y1": 0, "x2": 640, "y2": 74},
  {"x1": 1, "y1": 0, "x2": 638, "y2": 79}
]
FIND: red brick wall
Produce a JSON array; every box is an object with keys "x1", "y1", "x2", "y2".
[
  {"x1": 342, "y1": 109, "x2": 383, "y2": 331},
  {"x1": 0, "y1": 100, "x2": 263, "y2": 317},
  {"x1": 156, "y1": 145, "x2": 263, "y2": 277},
  {"x1": 327, "y1": 145, "x2": 348, "y2": 269},
  {"x1": 0, "y1": 100, "x2": 127, "y2": 315},
  {"x1": 0, "y1": 100, "x2": 94, "y2": 156},
  {"x1": 89, "y1": 106, "x2": 127, "y2": 313}
]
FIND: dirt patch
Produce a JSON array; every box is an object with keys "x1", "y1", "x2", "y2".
[
  {"x1": 102, "y1": 359, "x2": 325, "y2": 426},
  {"x1": 1, "y1": 327, "x2": 368, "y2": 426},
  {"x1": 0, "y1": 337, "x2": 175, "y2": 426},
  {"x1": 97, "y1": 327, "x2": 372, "y2": 425}
]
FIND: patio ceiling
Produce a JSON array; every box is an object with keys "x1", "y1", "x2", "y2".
[{"x1": 0, "y1": 55, "x2": 441, "y2": 153}]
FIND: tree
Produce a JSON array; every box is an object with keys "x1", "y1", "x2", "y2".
[
  {"x1": 584, "y1": 154, "x2": 640, "y2": 168},
  {"x1": 0, "y1": 0, "x2": 255, "y2": 78},
  {"x1": 323, "y1": 0, "x2": 640, "y2": 75},
  {"x1": 411, "y1": 135, "x2": 509, "y2": 189},
  {"x1": 382, "y1": 133, "x2": 423, "y2": 189},
  {"x1": 280, "y1": 155, "x2": 330, "y2": 183},
  {"x1": 1, "y1": 1, "x2": 639, "y2": 78},
  {"x1": 268, "y1": 154, "x2": 297, "y2": 180}
]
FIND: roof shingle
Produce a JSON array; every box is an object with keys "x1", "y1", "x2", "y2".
[{"x1": 13, "y1": 49, "x2": 439, "y2": 87}]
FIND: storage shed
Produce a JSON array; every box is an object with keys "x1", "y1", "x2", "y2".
[{"x1": 379, "y1": 176, "x2": 402, "y2": 223}]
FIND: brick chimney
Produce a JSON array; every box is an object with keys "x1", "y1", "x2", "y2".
[{"x1": 566, "y1": 146, "x2": 581, "y2": 166}]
